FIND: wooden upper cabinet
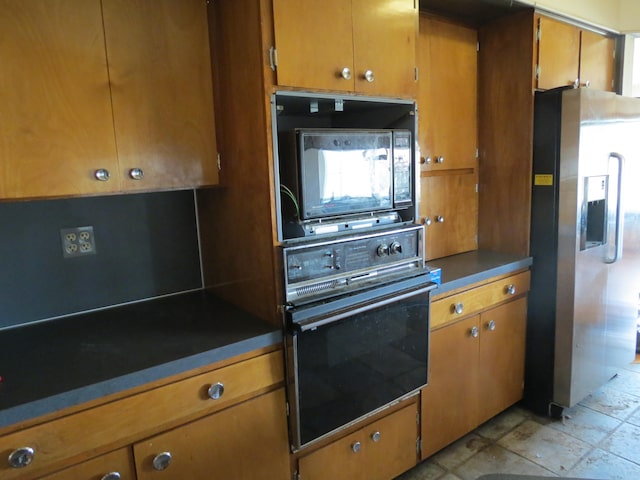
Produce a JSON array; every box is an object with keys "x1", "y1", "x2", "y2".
[
  {"x1": 536, "y1": 15, "x2": 616, "y2": 92},
  {"x1": 580, "y1": 29, "x2": 615, "y2": 91},
  {"x1": 272, "y1": 0, "x2": 417, "y2": 97},
  {"x1": 102, "y1": 0, "x2": 219, "y2": 190},
  {"x1": 418, "y1": 15, "x2": 478, "y2": 171},
  {"x1": 0, "y1": 0, "x2": 120, "y2": 199}
]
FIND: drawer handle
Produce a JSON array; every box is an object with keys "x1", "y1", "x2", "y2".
[
  {"x1": 94, "y1": 168, "x2": 111, "y2": 182},
  {"x1": 341, "y1": 67, "x2": 352, "y2": 80},
  {"x1": 208, "y1": 382, "x2": 225, "y2": 400},
  {"x1": 351, "y1": 441, "x2": 362, "y2": 453},
  {"x1": 487, "y1": 320, "x2": 496, "y2": 331},
  {"x1": 8, "y1": 447, "x2": 34, "y2": 468},
  {"x1": 371, "y1": 431, "x2": 381, "y2": 442},
  {"x1": 129, "y1": 167, "x2": 144, "y2": 180},
  {"x1": 452, "y1": 302, "x2": 464, "y2": 315},
  {"x1": 470, "y1": 326, "x2": 479, "y2": 338},
  {"x1": 101, "y1": 473, "x2": 122, "y2": 480},
  {"x1": 505, "y1": 284, "x2": 516, "y2": 295},
  {"x1": 152, "y1": 451, "x2": 172, "y2": 471}
]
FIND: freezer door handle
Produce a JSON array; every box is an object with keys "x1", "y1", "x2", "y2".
[{"x1": 605, "y1": 152, "x2": 625, "y2": 264}]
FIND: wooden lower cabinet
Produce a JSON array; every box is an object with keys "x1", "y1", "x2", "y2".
[
  {"x1": 421, "y1": 295, "x2": 527, "y2": 459},
  {"x1": 134, "y1": 388, "x2": 290, "y2": 480},
  {"x1": 37, "y1": 448, "x2": 135, "y2": 480},
  {"x1": 297, "y1": 402, "x2": 419, "y2": 480}
]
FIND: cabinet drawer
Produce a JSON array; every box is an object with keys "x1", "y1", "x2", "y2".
[
  {"x1": 0, "y1": 350, "x2": 283, "y2": 480},
  {"x1": 431, "y1": 271, "x2": 530, "y2": 329}
]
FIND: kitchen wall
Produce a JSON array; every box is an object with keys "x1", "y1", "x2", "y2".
[{"x1": 0, "y1": 190, "x2": 202, "y2": 330}]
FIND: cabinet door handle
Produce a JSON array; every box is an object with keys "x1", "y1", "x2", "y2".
[
  {"x1": 423, "y1": 217, "x2": 432, "y2": 226},
  {"x1": 8, "y1": 447, "x2": 34, "y2": 468},
  {"x1": 452, "y1": 302, "x2": 464, "y2": 315},
  {"x1": 351, "y1": 441, "x2": 362, "y2": 453},
  {"x1": 421, "y1": 156, "x2": 432, "y2": 164},
  {"x1": 470, "y1": 326, "x2": 479, "y2": 338},
  {"x1": 101, "y1": 473, "x2": 122, "y2": 480},
  {"x1": 436, "y1": 156, "x2": 445, "y2": 164},
  {"x1": 129, "y1": 167, "x2": 144, "y2": 180},
  {"x1": 364, "y1": 69, "x2": 375, "y2": 82},
  {"x1": 435, "y1": 215, "x2": 445, "y2": 223},
  {"x1": 152, "y1": 451, "x2": 172, "y2": 471},
  {"x1": 207, "y1": 382, "x2": 225, "y2": 400},
  {"x1": 505, "y1": 284, "x2": 516, "y2": 295},
  {"x1": 341, "y1": 67, "x2": 352, "y2": 80},
  {"x1": 371, "y1": 431, "x2": 381, "y2": 442},
  {"x1": 486, "y1": 320, "x2": 496, "y2": 331},
  {"x1": 94, "y1": 168, "x2": 111, "y2": 182}
]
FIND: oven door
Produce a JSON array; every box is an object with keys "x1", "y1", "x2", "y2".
[{"x1": 285, "y1": 274, "x2": 435, "y2": 450}]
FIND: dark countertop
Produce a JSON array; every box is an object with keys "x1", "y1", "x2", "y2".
[
  {"x1": 427, "y1": 250, "x2": 533, "y2": 297},
  {"x1": 0, "y1": 290, "x2": 282, "y2": 429}
]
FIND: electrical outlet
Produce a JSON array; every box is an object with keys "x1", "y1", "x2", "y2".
[{"x1": 61, "y1": 226, "x2": 96, "y2": 258}]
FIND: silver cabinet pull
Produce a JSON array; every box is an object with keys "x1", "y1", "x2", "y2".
[
  {"x1": 207, "y1": 382, "x2": 225, "y2": 400},
  {"x1": 505, "y1": 284, "x2": 516, "y2": 295},
  {"x1": 487, "y1": 320, "x2": 496, "y2": 331},
  {"x1": 436, "y1": 156, "x2": 444, "y2": 164},
  {"x1": 364, "y1": 70, "x2": 375, "y2": 82},
  {"x1": 371, "y1": 431, "x2": 381, "y2": 442},
  {"x1": 101, "y1": 473, "x2": 122, "y2": 480},
  {"x1": 341, "y1": 67, "x2": 352, "y2": 80},
  {"x1": 152, "y1": 452, "x2": 172, "y2": 471},
  {"x1": 94, "y1": 168, "x2": 111, "y2": 182},
  {"x1": 351, "y1": 441, "x2": 361, "y2": 453},
  {"x1": 435, "y1": 215, "x2": 445, "y2": 223},
  {"x1": 423, "y1": 217, "x2": 432, "y2": 226},
  {"x1": 421, "y1": 156, "x2": 432, "y2": 164},
  {"x1": 8, "y1": 447, "x2": 34, "y2": 468},
  {"x1": 129, "y1": 168, "x2": 144, "y2": 180},
  {"x1": 453, "y1": 302, "x2": 464, "y2": 315},
  {"x1": 470, "y1": 326, "x2": 479, "y2": 338}
]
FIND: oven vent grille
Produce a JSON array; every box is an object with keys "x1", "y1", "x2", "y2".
[{"x1": 296, "y1": 280, "x2": 340, "y2": 297}]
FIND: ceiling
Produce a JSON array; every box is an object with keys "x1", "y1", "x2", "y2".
[{"x1": 419, "y1": 0, "x2": 531, "y2": 26}]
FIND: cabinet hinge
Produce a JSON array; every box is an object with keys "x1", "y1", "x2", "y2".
[
  {"x1": 477, "y1": 41, "x2": 480, "y2": 52},
  {"x1": 217, "y1": 153, "x2": 221, "y2": 171},
  {"x1": 535, "y1": 64, "x2": 540, "y2": 80},
  {"x1": 475, "y1": 183, "x2": 479, "y2": 194},
  {"x1": 293, "y1": 471, "x2": 300, "y2": 480},
  {"x1": 285, "y1": 401, "x2": 290, "y2": 417},
  {"x1": 475, "y1": 147, "x2": 479, "y2": 159},
  {"x1": 416, "y1": 411, "x2": 420, "y2": 425},
  {"x1": 269, "y1": 46, "x2": 278, "y2": 71},
  {"x1": 417, "y1": 436, "x2": 422, "y2": 456},
  {"x1": 414, "y1": 66, "x2": 419, "y2": 82},
  {"x1": 536, "y1": 26, "x2": 541, "y2": 42}
]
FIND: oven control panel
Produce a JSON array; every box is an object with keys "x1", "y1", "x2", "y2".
[{"x1": 282, "y1": 225, "x2": 426, "y2": 304}]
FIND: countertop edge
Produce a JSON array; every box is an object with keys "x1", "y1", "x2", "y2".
[{"x1": 0, "y1": 330, "x2": 282, "y2": 429}]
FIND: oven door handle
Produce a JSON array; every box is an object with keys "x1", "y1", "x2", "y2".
[{"x1": 293, "y1": 283, "x2": 435, "y2": 332}]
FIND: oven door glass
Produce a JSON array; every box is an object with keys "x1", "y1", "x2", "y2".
[{"x1": 287, "y1": 286, "x2": 430, "y2": 449}]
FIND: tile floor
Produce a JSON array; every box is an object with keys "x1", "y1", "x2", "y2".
[{"x1": 396, "y1": 360, "x2": 640, "y2": 480}]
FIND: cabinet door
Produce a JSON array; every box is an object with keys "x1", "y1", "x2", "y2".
[
  {"x1": 102, "y1": 0, "x2": 219, "y2": 191},
  {"x1": 418, "y1": 15, "x2": 477, "y2": 171},
  {"x1": 352, "y1": 0, "x2": 417, "y2": 97},
  {"x1": 419, "y1": 172, "x2": 478, "y2": 260},
  {"x1": 298, "y1": 402, "x2": 418, "y2": 480},
  {"x1": 477, "y1": 297, "x2": 527, "y2": 424},
  {"x1": 0, "y1": 0, "x2": 119, "y2": 199},
  {"x1": 580, "y1": 30, "x2": 615, "y2": 92},
  {"x1": 421, "y1": 316, "x2": 480, "y2": 459},
  {"x1": 133, "y1": 388, "x2": 290, "y2": 480},
  {"x1": 38, "y1": 448, "x2": 135, "y2": 480},
  {"x1": 536, "y1": 16, "x2": 580, "y2": 90},
  {"x1": 272, "y1": 0, "x2": 355, "y2": 92}
]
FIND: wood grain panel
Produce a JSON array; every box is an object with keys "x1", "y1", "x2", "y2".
[
  {"x1": 298, "y1": 402, "x2": 418, "y2": 480},
  {"x1": 272, "y1": 0, "x2": 354, "y2": 92},
  {"x1": 0, "y1": 351, "x2": 283, "y2": 480},
  {"x1": 419, "y1": 171, "x2": 478, "y2": 260},
  {"x1": 0, "y1": 0, "x2": 119, "y2": 199},
  {"x1": 421, "y1": 315, "x2": 479, "y2": 459},
  {"x1": 353, "y1": 0, "x2": 417, "y2": 97},
  {"x1": 430, "y1": 271, "x2": 530, "y2": 329},
  {"x1": 418, "y1": 15, "x2": 477, "y2": 170},
  {"x1": 536, "y1": 16, "x2": 581, "y2": 89},
  {"x1": 478, "y1": 297, "x2": 527, "y2": 424},
  {"x1": 38, "y1": 448, "x2": 135, "y2": 480},
  {"x1": 478, "y1": 10, "x2": 535, "y2": 256},
  {"x1": 133, "y1": 388, "x2": 290, "y2": 480},
  {"x1": 102, "y1": 0, "x2": 218, "y2": 190},
  {"x1": 580, "y1": 30, "x2": 615, "y2": 92},
  {"x1": 199, "y1": 0, "x2": 280, "y2": 325}
]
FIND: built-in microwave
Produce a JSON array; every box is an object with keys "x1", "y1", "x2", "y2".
[{"x1": 278, "y1": 129, "x2": 414, "y2": 239}]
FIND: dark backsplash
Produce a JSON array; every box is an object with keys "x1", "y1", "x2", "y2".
[{"x1": 0, "y1": 190, "x2": 202, "y2": 329}]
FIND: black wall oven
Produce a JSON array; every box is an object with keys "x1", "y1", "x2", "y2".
[{"x1": 282, "y1": 226, "x2": 438, "y2": 450}]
